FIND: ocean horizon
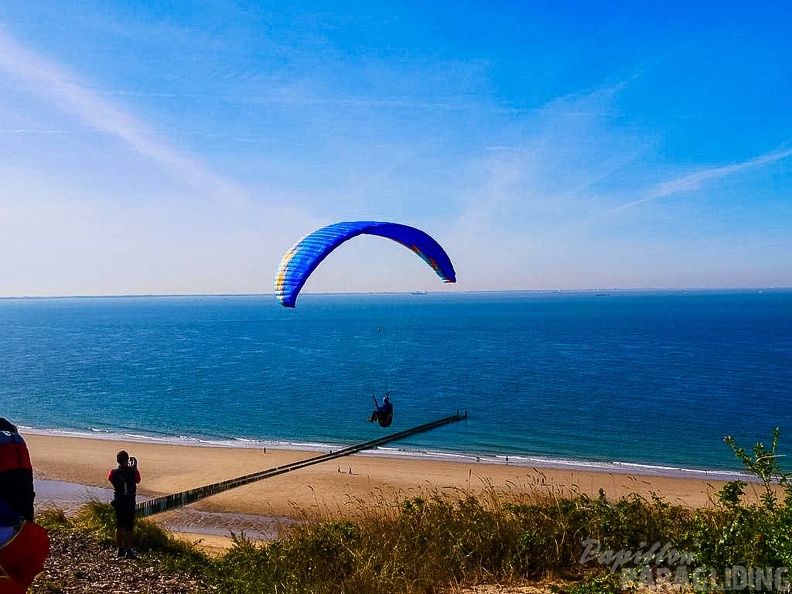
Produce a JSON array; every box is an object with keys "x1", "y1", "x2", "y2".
[{"x1": 3, "y1": 289, "x2": 791, "y2": 479}]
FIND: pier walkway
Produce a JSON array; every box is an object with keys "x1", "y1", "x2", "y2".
[{"x1": 136, "y1": 411, "x2": 467, "y2": 517}]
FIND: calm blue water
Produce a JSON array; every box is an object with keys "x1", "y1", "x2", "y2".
[{"x1": 1, "y1": 291, "x2": 791, "y2": 474}]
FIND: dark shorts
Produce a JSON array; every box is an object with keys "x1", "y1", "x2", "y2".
[{"x1": 112, "y1": 500, "x2": 136, "y2": 530}]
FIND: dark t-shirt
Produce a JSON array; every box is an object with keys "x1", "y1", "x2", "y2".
[{"x1": 108, "y1": 466, "x2": 140, "y2": 504}]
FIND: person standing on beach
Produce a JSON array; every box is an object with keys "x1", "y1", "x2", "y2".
[{"x1": 108, "y1": 450, "x2": 140, "y2": 559}]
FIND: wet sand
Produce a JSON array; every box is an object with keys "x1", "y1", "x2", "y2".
[{"x1": 26, "y1": 433, "x2": 754, "y2": 553}]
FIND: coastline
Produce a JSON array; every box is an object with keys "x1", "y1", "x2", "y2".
[
  {"x1": 22, "y1": 426, "x2": 746, "y2": 481},
  {"x1": 24, "y1": 432, "x2": 763, "y2": 553}
]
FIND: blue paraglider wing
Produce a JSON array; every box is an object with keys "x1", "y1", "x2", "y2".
[{"x1": 274, "y1": 221, "x2": 456, "y2": 307}]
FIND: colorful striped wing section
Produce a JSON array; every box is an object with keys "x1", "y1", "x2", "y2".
[{"x1": 274, "y1": 221, "x2": 456, "y2": 307}]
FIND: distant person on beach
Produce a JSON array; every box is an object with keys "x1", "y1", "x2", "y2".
[
  {"x1": 108, "y1": 450, "x2": 141, "y2": 559},
  {"x1": 0, "y1": 418, "x2": 50, "y2": 592},
  {"x1": 368, "y1": 393, "x2": 394, "y2": 428}
]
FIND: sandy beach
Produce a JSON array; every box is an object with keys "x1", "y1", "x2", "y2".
[{"x1": 25, "y1": 433, "x2": 757, "y2": 553}]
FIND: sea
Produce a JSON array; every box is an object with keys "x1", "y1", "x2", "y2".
[{"x1": 1, "y1": 290, "x2": 791, "y2": 478}]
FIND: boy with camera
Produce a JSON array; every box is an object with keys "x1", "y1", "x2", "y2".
[{"x1": 108, "y1": 450, "x2": 141, "y2": 559}]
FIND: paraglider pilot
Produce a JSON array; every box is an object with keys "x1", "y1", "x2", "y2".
[{"x1": 368, "y1": 393, "x2": 394, "y2": 428}]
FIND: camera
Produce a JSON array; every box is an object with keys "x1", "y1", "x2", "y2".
[{"x1": 129, "y1": 456, "x2": 137, "y2": 466}]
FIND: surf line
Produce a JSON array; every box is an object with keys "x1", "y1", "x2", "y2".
[{"x1": 136, "y1": 411, "x2": 468, "y2": 518}]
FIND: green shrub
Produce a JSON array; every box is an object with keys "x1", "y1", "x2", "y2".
[
  {"x1": 35, "y1": 507, "x2": 70, "y2": 530},
  {"x1": 71, "y1": 500, "x2": 116, "y2": 542},
  {"x1": 550, "y1": 570, "x2": 635, "y2": 594}
]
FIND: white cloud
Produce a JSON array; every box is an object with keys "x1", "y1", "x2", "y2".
[
  {"x1": 0, "y1": 28, "x2": 249, "y2": 204},
  {"x1": 604, "y1": 145, "x2": 792, "y2": 216}
]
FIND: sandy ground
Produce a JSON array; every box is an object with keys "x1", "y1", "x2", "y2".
[{"x1": 26, "y1": 433, "x2": 755, "y2": 554}]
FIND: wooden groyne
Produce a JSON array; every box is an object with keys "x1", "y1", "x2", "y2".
[{"x1": 136, "y1": 411, "x2": 467, "y2": 517}]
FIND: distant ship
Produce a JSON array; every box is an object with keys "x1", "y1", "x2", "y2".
[{"x1": 410, "y1": 291, "x2": 427, "y2": 295}]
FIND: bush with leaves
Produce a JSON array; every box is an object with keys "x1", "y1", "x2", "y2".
[{"x1": 694, "y1": 427, "x2": 792, "y2": 571}]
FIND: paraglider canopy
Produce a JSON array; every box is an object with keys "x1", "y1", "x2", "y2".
[{"x1": 274, "y1": 221, "x2": 456, "y2": 308}]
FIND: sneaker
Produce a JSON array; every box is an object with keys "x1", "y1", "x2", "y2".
[
  {"x1": 125, "y1": 548, "x2": 138, "y2": 559},
  {"x1": 117, "y1": 548, "x2": 126, "y2": 557}
]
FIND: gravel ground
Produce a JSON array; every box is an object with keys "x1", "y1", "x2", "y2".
[{"x1": 29, "y1": 529, "x2": 215, "y2": 594}]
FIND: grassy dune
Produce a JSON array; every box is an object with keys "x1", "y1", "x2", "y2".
[{"x1": 32, "y1": 431, "x2": 792, "y2": 593}]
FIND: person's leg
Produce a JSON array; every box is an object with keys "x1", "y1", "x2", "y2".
[
  {"x1": 123, "y1": 508, "x2": 136, "y2": 558},
  {"x1": 115, "y1": 506, "x2": 135, "y2": 556},
  {"x1": 114, "y1": 507, "x2": 126, "y2": 555},
  {"x1": 124, "y1": 531, "x2": 136, "y2": 558},
  {"x1": 115, "y1": 527, "x2": 125, "y2": 555}
]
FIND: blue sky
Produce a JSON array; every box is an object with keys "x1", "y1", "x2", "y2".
[{"x1": 1, "y1": 1, "x2": 790, "y2": 296}]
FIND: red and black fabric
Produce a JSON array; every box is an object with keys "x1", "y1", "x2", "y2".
[
  {"x1": 0, "y1": 430, "x2": 35, "y2": 522},
  {"x1": 108, "y1": 465, "x2": 141, "y2": 500},
  {"x1": 108, "y1": 465, "x2": 141, "y2": 529},
  {"x1": 0, "y1": 500, "x2": 50, "y2": 593}
]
